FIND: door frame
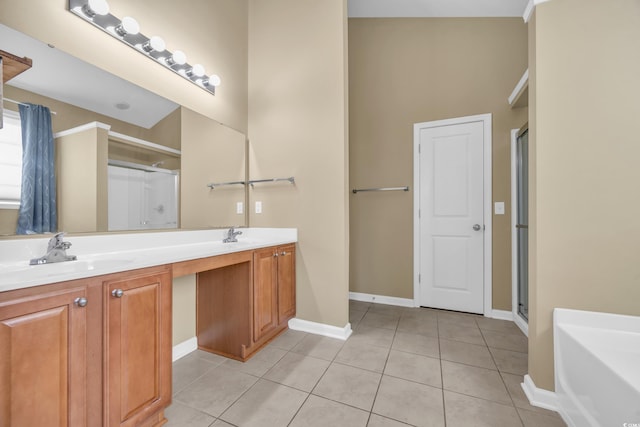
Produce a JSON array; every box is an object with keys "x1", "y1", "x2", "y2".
[
  {"x1": 413, "y1": 113, "x2": 493, "y2": 316},
  {"x1": 511, "y1": 127, "x2": 529, "y2": 336}
]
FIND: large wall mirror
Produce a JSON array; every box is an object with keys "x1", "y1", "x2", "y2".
[{"x1": 0, "y1": 23, "x2": 247, "y2": 237}]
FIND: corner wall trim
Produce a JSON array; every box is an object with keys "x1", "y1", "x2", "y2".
[
  {"x1": 349, "y1": 292, "x2": 415, "y2": 307},
  {"x1": 288, "y1": 318, "x2": 353, "y2": 341},
  {"x1": 490, "y1": 310, "x2": 513, "y2": 321},
  {"x1": 172, "y1": 337, "x2": 198, "y2": 362},
  {"x1": 523, "y1": 0, "x2": 553, "y2": 23},
  {"x1": 522, "y1": 374, "x2": 558, "y2": 412}
]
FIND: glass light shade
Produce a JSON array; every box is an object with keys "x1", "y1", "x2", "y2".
[
  {"x1": 87, "y1": 0, "x2": 110, "y2": 16},
  {"x1": 143, "y1": 36, "x2": 165, "y2": 53},
  {"x1": 192, "y1": 64, "x2": 205, "y2": 77},
  {"x1": 172, "y1": 50, "x2": 187, "y2": 65},
  {"x1": 208, "y1": 74, "x2": 221, "y2": 87},
  {"x1": 120, "y1": 17, "x2": 139, "y2": 35}
]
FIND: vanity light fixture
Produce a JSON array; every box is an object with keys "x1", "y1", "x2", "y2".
[{"x1": 69, "y1": 0, "x2": 220, "y2": 95}]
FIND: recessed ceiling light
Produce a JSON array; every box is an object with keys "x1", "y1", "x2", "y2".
[{"x1": 115, "y1": 102, "x2": 130, "y2": 110}]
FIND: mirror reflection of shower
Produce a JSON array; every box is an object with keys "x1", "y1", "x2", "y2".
[{"x1": 108, "y1": 160, "x2": 179, "y2": 231}]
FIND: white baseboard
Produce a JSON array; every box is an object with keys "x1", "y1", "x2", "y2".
[
  {"x1": 288, "y1": 318, "x2": 353, "y2": 341},
  {"x1": 172, "y1": 337, "x2": 198, "y2": 362},
  {"x1": 349, "y1": 292, "x2": 415, "y2": 308},
  {"x1": 522, "y1": 374, "x2": 558, "y2": 412},
  {"x1": 489, "y1": 309, "x2": 514, "y2": 321}
]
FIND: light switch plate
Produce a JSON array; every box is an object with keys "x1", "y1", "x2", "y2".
[
  {"x1": 255, "y1": 201, "x2": 262, "y2": 214},
  {"x1": 495, "y1": 202, "x2": 505, "y2": 215},
  {"x1": 236, "y1": 202, "x2": 243, "y2": 214}
]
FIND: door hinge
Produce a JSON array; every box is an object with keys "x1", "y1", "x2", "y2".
[
  {"x1": 418, "y1": 274, "x2": 421, "y2": 283},
  {"x1": 418, "y1": 209, "x2": 421, "y2": 218},
  {"x1": 418, "y1": 144, "x2": 421, "y2": 154}
]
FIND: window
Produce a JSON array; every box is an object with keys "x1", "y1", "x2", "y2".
[{"x1": 0, "y1": 110, "x2": 22, "y2": 209}]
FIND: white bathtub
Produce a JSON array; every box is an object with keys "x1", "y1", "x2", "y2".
[{"x1": 554, "y1": 308, "x2": 640, "y2": 427}]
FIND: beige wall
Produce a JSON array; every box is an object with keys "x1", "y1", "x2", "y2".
[
  {"x1": 348, "y1": 18, "x2": 528, "y2": 309},
  {"x1": 0, "y1": 0, "x2": 248, "y2": 133},
  {"x1": 172, "y1": 274, "x2": 196, "y2": 345},
  {"x1": 248, "y1": 0, "x2": 350, "y2": 328},
  {"x1": 180, "y1": 107, "x2": 247, "y2": 229},
  {"x1": 529, "y1": 0, "x2": 640, "y2": 391}
]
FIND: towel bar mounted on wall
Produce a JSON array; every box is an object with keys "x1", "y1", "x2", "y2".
[
  {"x1": 249, "y1": 177, "x2": 295, "y2": 187},
  {"x1": 352, "y1": 186, "x2": 409, "y2": 194},
  {"x1": 207, "y1": 180, "x2": 246, "y2": 189}
]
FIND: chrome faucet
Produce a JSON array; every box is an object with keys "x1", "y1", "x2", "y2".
[
  {"x1": 29, "y1": 232, "x2": 78, "y2": 265},
  {"x1": 222, "y1": 227, "x2": 243, "y2": 243}
]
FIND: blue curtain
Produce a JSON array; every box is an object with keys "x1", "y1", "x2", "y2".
[{"x1": 16, "y1": 103, "x2": 57, "y2": 234}]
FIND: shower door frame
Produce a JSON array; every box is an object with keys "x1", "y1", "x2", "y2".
[{"x1": 511, "y1": 126, "x2": 529, "y2": 337}]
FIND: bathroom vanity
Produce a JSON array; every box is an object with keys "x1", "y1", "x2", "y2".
[{"x1": 0, "y1": 228, "x2": 296, "y2": 427}]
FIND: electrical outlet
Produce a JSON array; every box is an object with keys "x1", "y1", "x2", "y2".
[
  {"x1": 236, "y1": 202, "x2": 243, "y2": 214},
  {"x1": 495, "y1": 202, "x2": 505, "y2": 215},
  {"x1": 255, "y1": 201, "x2": 262, "y2": 214}
]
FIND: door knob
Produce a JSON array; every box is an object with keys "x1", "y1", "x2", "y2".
[
  {"x1": 473, "y1": 224, "x2": 482, "y2": 231},
  {"x1": 112, "y1": 289, "x2": 124, "y2": 298},
  {"x1": 74, "y1": 297, "x2": 88, "y2": 307}
]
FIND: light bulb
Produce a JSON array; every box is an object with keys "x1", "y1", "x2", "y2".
[
  {"x1": 115, "y1": 16, "x2": 139, "y2": 36},
  {"x1": 166, "y1": 50, "x2": 187, "y2": 66},
  {"x1": 142, "y1": 36, "x2": 166, "y2": 53},
  {"x1": 82, "y1": 0, "x2": 110, "y2": 17},
  {"x1": 207, "y1": 74, "x2": 221, "y2": 87},
  {"x1": 191, "y1": 64, "x2": 205, "y2": 77}
]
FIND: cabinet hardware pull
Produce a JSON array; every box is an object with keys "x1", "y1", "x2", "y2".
[
  {"x1": 112, "y1": 289, "x2": 124, "y2": 298},
  {"x1": 280, "y1": 252, "x2": 287, "y2": 256},
  {"x1": 273, "y1": 253, "x2": 279, "y2": 257},
  {"x1": 74, "y1": 297, "x2": 88, "y2": 307}
]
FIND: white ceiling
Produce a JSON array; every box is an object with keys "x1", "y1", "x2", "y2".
[
  {"x1": 0, "y1": 24, "x2": 178, "y2": 130},
  {"x1": 348, "y1": 0, "x2": 529, "y2": 18}
]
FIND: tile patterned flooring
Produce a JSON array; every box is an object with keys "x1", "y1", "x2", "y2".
[{"x1": 166, "y1": 301, "x2": 567, "y2": 427}]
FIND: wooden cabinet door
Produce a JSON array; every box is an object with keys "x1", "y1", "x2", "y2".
[
  {"x1": 277, "y1": 244, "x2": 296, "y2": 326},
  {"x1": 0, "y1": 286, "x2": 87, "y2": 427},
  {"x1": 105, "y1": 268, "x2": 171, "y2": 427},
  {"x1": 253, "y1": 247, "x2": 278, "y2": 343}
]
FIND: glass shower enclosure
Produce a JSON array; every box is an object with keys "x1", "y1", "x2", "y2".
[{"x1": 516, "y1": 129, "x2": 529, "y2": 321}]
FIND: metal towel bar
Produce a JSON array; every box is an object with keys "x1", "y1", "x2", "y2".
[
  {"x1": 207, "y1": 180, "x2": 246, "y2": 189},
  {"x1": 249, "y1": 177, "x2": 295, "y2": 186},
  {"x1": 352, "y1": 186, "x2": 409, "y2": 194}
]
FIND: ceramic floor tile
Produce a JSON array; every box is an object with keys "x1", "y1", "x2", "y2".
[
  {"x1": 490, "y1": 347, "x2": 528, "y2": 375},
  {"x1": 384, "y1": 350, "x2": 442, "y2": 388},
  {"x1": 210, "y1": 420, "x2": 234, "y2": 427},
  {"x1": 482, "y1": 329, "x2": 528, "y2": 353},
  {"x1": 392, "y1": 331, "x2": 440, "y2": 358},
  {"x1": 348, "y1": 325, "x2": 396, "y2": 348},
  {"x1": 437, "y1": 310, "x2": 481, "y2": 327},
  {"x1": 372, "y1": 375, "x2": 445, "y2": 427},
  {"x1": 359, "y1": 311, "x2": 400, "y2": 330},
  {"x1": 190, "y1": 349, "x2": 229, "y2": 365},
  {"x1": 444, "y1": 391, "x2": 522, "y2": 427},
  {"x1": 366, "y1": 303, "x2": 405, "y2": 316},
  {"x1": 221, "y1": 346, "x2": 287, "y2": 377},
  {"x1": 439, "y1": 338, "x2": 496, "y2": 370},
  {"x1": 350, "y1": 309, "x2": 367, "y2": 326},
  {"x1": 266, "y1": 329, "x2": 307, "y2": 351},
  {"x1": 476, "y1": 317, "x2": 523, "y2": 335},
  {"x1": 400, "y1": 307, "x2": 439, "y2": 320},
  {"x1": 350, "y1": 300, "x2": 372, "y2": 312},
  {"x1": 220, "y1": 379, "x2": 307, "y2": 427},
  {"x1": 263, "y1": 352, "x2": 330, "y2": 392},
  {"x1": 172, "y1": 354, "x2": 220, "y2": 395},
  {"x1": 335, "y1": 340, "x2": 390, "y2": 373},
  {"x1": 501, "y1": 373, "x2": 549, "y2": 415},
  {"x1": 291, "y1": 334, "x2": 345, "y2": 361},
  {"x1": 174, "y1": 367, "x2": 259, "y2": 417},
  {"x1": 441, "y1": 360, "x2": 511, "y2": 405},
  {"x1": 517, "y1": 407, "x2": 567, "y2": 427},
  {"x1": 437, "y1": 321, "x2": 485, "y2": 345},
  {"x1": 289, "y1": 395, "x2": 370, "y2": 427},
  {"x1": 397, "y1": 316, "x2": 439, "y2": 338},
  {"x1": 367, "y1": 414, "x2": 413, "y2": 427},
  {"x1": 164, "y1": 401, "x2": 216, "y2": 427},
  {"x1": 312, "y1": 362, "x2": 381, "y2": 411}
]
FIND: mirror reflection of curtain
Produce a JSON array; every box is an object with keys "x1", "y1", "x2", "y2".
[{"x1": 16, "y1": 103, "x2": 56, "y2": 234}]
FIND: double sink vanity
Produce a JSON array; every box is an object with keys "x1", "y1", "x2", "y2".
[{"x1": 0, "y1": 227, "x2": 297, "y2": 426}]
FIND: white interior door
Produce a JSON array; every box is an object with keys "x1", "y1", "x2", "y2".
[{"x1": 416, "y1": 119, "x2": 486, "y2": 314}]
